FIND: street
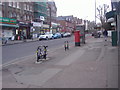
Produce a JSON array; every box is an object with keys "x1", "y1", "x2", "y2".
[
  {"x1": 2, "y1": 36, "x2": 74, "y2": 64},
  {"x1": 2, "y1": 37, "x2": 118, "y2": 88}
]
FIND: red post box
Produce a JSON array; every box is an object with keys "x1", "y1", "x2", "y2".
[{"x1": 74, "y1": 31, "x2": 80, "y2": 46}]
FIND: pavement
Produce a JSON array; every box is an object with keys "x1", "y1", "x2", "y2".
[
  {"x1": 1, "y1": 38, "x2": 39, "y2": 46},
  {"x1": 1, "y1": 36, "x2": 118, "y2": 88},
  {"x1": 1, "y1": 34, "x2": 93, "y2": 46}
]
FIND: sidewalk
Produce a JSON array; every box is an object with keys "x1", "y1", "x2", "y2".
[
  {"x1": 1, "y1": 34, "x2": 93, "y2": 46},
  {"x1": 2, "y1": 37, "x2": 118, "y2": 88},
  {"x1": 1, "y1": 38, "x2": 39, "y2": 46}
]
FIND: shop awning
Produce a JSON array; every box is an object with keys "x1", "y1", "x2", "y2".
[
  {"x1": 0, "y1": 23, "x2": 19, "y2": 27},
  {"x1": 106, "y1": 10, "x2": 116, "y2": 19}
]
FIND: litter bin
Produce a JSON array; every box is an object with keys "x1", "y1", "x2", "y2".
[{"x1": 112, "y1": 31, "x2": 117, "y2": 46}]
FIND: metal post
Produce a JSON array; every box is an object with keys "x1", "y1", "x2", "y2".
[
  {"x1": 117, "y1": 14, "x2": 120, "y2": 45},
  {"x1": 49, "y1": 6, "x2": 52, "y2": 32}
]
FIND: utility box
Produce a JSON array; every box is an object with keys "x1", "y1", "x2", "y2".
[{"x1": 112, "y1": 31, "x2": 117, "y2": 46}]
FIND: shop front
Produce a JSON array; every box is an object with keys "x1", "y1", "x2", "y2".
[
  {"x1": 51, "y1": 22, "x2": 59, "y2": 33},
  {"x1": 31, "y1": 21, "x2": 43, "y2": 38},
  {"x1": 17, "y1": 21, "x2": 31, "y2": 40},
  {"x1": 42, "y1": 24, "x2": 49, "y2": 33},
  {"x1": 0, "y1": 17, "x2": 19, "y2": 40}
]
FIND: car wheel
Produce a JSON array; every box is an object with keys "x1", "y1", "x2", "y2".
[
  {"x1": 46, "y1": 37, "x2": 48, "y2": 40},
  {"x1": 52, "y1": 36, "x2": 54, "y2": 39}
]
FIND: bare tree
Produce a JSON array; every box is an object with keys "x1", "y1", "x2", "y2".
[{"x1": 96, "y1": 4, "x2": 109, "y2": 29}]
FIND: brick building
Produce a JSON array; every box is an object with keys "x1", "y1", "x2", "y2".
[{"x1": 0, "y1": 2, "x2": 34, "y2": 40}]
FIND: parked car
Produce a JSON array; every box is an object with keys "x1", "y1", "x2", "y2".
[
  {"x1": 63, "y1": 32, "x2": 71, "y2": 37},
  {"x1": 53, "y1": 33, "x2": 61, "y2": 39},
  {"x1": 38, "y1": 32, "x2": 54, "y2": 40}
]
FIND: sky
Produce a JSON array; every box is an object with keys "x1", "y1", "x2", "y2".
[{"x1": 54, "y1": 0, "x2": 111, "y2": 22}]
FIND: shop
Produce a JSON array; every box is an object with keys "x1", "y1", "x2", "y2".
[
  {"x1": 0, "y1": 17, "x2": 19, "y2": 39},
  {"x1": 17, "y1": 21, "x2": 31, "y2": 40},
  {"x1": 51, "y1": 22, "x2": 59, "y2": 33},
  {"x1": 42, "y1": 24, "x2": 49, "y2": 33},
  {"x1": 31, "y1": 21, "x2": 43, "y2": 38}
]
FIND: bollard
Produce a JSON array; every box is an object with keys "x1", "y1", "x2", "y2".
[
  {"x1": 36, "y1": 45, "x2": 48, "y2": 63},
  {"x1": 64, "y1": 41, "x2": 69, "y2": 51},
  {"x1": 43, "y1": 46, "x2": 48, "y2": 59}
]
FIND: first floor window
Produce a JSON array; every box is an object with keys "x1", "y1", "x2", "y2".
[{"x1": 9, "y1": 2, "x2": 12, "y2": 6}]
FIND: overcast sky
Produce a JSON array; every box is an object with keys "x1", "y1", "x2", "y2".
[{"x1": 54, "y1": 0, "x2": 111, "y2": 22}]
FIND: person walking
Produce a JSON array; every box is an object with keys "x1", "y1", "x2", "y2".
[{"x1": 103, "y1": 29, "x2": 108, "y2": 41}]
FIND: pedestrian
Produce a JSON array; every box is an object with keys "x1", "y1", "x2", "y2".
[{"x1": 103, "y1": 29, "x2": 108, "y2": 41}]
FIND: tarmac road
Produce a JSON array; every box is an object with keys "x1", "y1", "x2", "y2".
[{"x1": 2, "y1": 36, "x2": 74, "y2": 64}]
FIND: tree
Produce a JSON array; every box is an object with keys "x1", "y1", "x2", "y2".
[{"x1": 96, "y1": 4, "x2": 109, "y2": 29}]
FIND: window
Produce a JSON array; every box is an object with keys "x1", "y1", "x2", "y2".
[
  {"x1": 30, "y1": 6, "x2": 33, "y2": 11},
  {"x1": 17, "y1": 14, "x2": 20, "y2": 20},
  {"x1": 17, "y1": 2, "x2": 19, "y2": 8},
  {"x1": 13, "y1": 2, "x2": 16, "y2": 7},
  {"x1": 15, "y1": 2, "x2": 17, "y2": 7},
  {"x1": 0, "y1": 11, "x2": 2, "y2": 17},
  {"x1": 24, "y1": 15, "x2": 27, "y2": 20},
  {"x1": 9, "y1": 12, "x2": 12, "y2": 18},
  {"x1": 0, "y1": 1, "x2": 1, "y2": 4},
  {"x1": 24, "y1": 4, "x2": 27, "y2": 10},
  {"x1": 13, "y1": 12, "x2": 17, "y2": 17},
  {"x1": 9, "y1": 2, "x2": 13, "y2": 6},
  {"x1": 27, "y1": 5, "x2": 29, "y2": 10}
]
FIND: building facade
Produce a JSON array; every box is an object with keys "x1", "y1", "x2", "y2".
[
  {"x1": 33, "y1": 2, "x2": 48, "y2": 36},
  {"x1": 0, "y1": 2, "x2": 34, "y2": 40},
  {"x1": 47, "y1": 1, "x2": 58, "y2": 33}
]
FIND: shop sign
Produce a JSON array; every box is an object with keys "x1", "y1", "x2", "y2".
[
  {"x1": 32, "y1": 22, "x2": 42, "y2": 27},
  {"x1": 18, "y1": 21, "x2": 29, "y2": 27},
  {"x1": 0, "y1": 17, "x2": 16, "y2": 24},
  {"x1": 40, "y1": 16, "x2": 45, "y2": 21}
]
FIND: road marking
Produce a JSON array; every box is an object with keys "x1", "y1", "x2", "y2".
[
  {"x1": 1, "y1": 44, "x2": 73, "y2": 68},
  {"x1": 2, "y1": 54, "x2": 35, "y2": 68},
  {"x1": 56, "y1": 50, "x2": 85, "y2": 66}
]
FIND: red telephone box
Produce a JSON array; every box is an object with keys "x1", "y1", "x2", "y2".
[{"x1": 74, "y1": 31, "x2": 80, "y2": 46}]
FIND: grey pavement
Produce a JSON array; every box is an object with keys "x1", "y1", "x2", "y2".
[
  {"x1": 1, "y1": 38, "x2": 39, "y2": 46},
  {"x1": 1, "y1": 34, "x2": 92, "y2": 46},
  {"x1": 2, "y1": 37, "x2": 118, "y2": 88}
]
